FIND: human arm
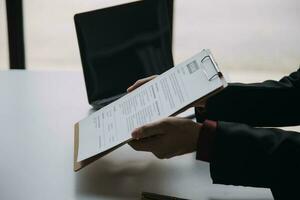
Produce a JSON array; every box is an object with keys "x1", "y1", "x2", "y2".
[
  {"x1": 207, "y1": 121, "x2": 300, "y2": 192},
  {"x1": 129, "y1": 117, "x2": 300, "y2": 191},
  {"x1": 197, "y1": 68, "x2": 300, "y2": 127}
]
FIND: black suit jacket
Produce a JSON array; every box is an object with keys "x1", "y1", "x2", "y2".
[{"x1": 196, "y1": 68, "x2": 300, "y2": 199}]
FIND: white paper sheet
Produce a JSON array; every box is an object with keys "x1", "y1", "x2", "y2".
[{"x1": 77, "y1": 49, "x2": 227, "y2": 162}]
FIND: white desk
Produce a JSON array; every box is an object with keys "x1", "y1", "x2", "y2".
[{"x1": 0, "y1": 70, "x2": 273, "y2": 200}]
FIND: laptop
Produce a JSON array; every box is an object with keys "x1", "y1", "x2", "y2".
[{"x1": 74, "y1": 0, "x2": 174, "y2": 109}]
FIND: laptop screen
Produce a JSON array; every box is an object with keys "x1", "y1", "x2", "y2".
[{"x1": 74, "y1": 0, "x2": 174, "y2": 105}]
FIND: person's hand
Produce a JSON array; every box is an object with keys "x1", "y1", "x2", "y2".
[
  {"x1": 129, "y1": 117, "x2": 202, "y2": 159},
  {"x1": 127, "y1": 75, "x2": 207, "y2": 108},
  {"x1": 127, "y1": 75, "x2": 158, "y2": 92}
]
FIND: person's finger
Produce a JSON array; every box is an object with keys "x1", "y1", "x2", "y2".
[
  {"x1": 127, "y1": 75, "x2": 157, "y2": 92},
  {"x1": 129, "y1": 137, "x2": 170, "y2": 159},
  {"x1": 128, "y1": 136, "x2": 160, "y2": 151},
  {"x1": 131, "y1": 120, "x2": 165, "y2": 139}
]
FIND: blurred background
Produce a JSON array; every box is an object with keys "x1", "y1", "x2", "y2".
[
  {"x1": 1, "y1": 0, "x2": 299, "y2": 79},
  {"x1": 0, "y1": 2, "x2": 298, "y2": 199}
]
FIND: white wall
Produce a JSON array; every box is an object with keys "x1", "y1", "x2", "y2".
[
  {"x1": 0, "y1": 0, "x2": 300, "y2": 73},
  {"x1": 0, "y1": 0, "x2": 8, "y2": 70},
  {"x1": 173, "y1": 0, "x2": 300, "y2": 73}
]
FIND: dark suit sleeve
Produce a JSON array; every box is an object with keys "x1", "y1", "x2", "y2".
[
  {"x1": 210, "y1": 121, "x2": 300, "y2": 190},
  {"x1": 197, "y1": 68, "x2": 300, "y2": 127}
]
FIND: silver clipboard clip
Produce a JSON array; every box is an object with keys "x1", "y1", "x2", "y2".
[{"x1": 200, "y1": 54, "x2": 223, "y2": 81}]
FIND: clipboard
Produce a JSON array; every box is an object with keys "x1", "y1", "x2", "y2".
[
  {"x1": 73, "y1": 49, "x2": 227, "y2": 171},
  {"x1": 141, "y1": 192, "x2": 189, "y2": 200},
  {"x1": 74, "y1": 123, "x2": 129, "y2": 171},
  {"x1": 73, "y1": 87, "x2": 224, "y2": 171}
]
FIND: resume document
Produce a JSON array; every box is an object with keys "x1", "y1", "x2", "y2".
[{"x1": 76, "y1": 49, "x2": 227, "y2": 162}]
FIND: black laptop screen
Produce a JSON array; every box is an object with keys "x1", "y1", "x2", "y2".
[{"x1": 74, "y1": 0, "x2": 174, "y2": 104}]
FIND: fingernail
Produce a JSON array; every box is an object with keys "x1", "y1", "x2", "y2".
[{"x1": 131, "y1": 129, "x2": 139, "y2": 139}]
